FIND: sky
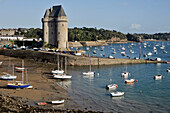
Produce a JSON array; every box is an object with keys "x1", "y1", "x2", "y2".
[{"x1": 0, "y1": 0, "x2": 170, "y2": 34}]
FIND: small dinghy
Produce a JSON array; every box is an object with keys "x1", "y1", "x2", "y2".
[
  {"x1": 125, "y1": 79, "x2": 135, "y2": 83},
  {"x1": 110, "y1": 91, "x2": 125, "y2": 97},
  {"x1": 106, "y1": 84, "x2": 118, "y2": 89},
  {"x1": 51, "y1": 100, "x2": 64, "y2": 105},
  {"x1": 0, "y1": 73, "x2": 17, "y2": 80},
  {"x1": 15, "y1": 67, "x2": 25, "y2": 72},
  {"x1": 154, "y1": 75, "x2": 162, "y2": 80},
  {"x1": 167, "y1": 69, "x2": 170, "y2": 72},
  {"x1": 37, "y1": 102, "x2": 47, "y2": 106}
]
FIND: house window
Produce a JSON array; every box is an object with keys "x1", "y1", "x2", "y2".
[
  {"x1": 62, "y1": 24, "x2": 64, "y2": 27},
  {"x1": 58, "y1": 32, "x2": 60, "y2": 34}
]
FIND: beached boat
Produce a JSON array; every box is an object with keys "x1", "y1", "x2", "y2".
[
  {"x1": 37, "y1": 102, "x2": 47, "y2": 106},
  {"x1": 7, "y1": 60, "x2": 30, "y2": 89},
  {"x1": 154, "y1": 75, "x2": 162, "y2": 80},
  {"x1": 106, "y1": 84, "x2": 118, "y2": 89},
  {"x1": 0, "y1": 73, "x2": 17, "y2": 80},
  {"x1": 125, "y1": 79, "x2": 135, "y2": 83},
  {"x1": 51, "y1": 100, "x2": 64, "y2": 105},
  {"x1": 15, "y1": 67, "x2": 25, "y2": 72},
  {"x1": 53, "y1": 74, "x2": 72, "y2": 79},
  {"x1": 0, "y1": 61, "x2": 3, "y2": 66},
  {"x1": 110, "y1": 91, "x2": 125, "y2": 97}
]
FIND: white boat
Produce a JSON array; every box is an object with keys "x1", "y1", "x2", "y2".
[
  {"x1": 122, "y1": 47, "x2": 125, "y2": 51},
  {"x1": 0, "y1": 73, "x2": 17, "y2": 80},
  {"x1": 93, "y1": 50, "x2": 97, "y2": 54},
  {"x1": 112, "y1": 51, "x2": 116, "y2": 54},
  {"x1": 51, "y1": 70, "x2": 64, "y2": 74},
  {"x1": 121, "y1": 72, "x2": 129, "y2": 78},
  {"x1": 167, "y1": 69, "x2": 170, "y2": 72},
  {"x1": 160, "y1": 42, "x2": 165, "y2": 49},
  {"x1": 143, "y1": 54, "x2": 147, "y2": 57},
  {"x1": 51, "y1": 100, "x2": 64, "y2": 105},
  {"x1": 147, "y1": 52, "x2": 152, "y2": 56},
  {"x1": 121, "y1": 52, "x2": 126, "y2": 56},
  {"x1": 163, "y1": 50, "x2": 167, "y2": 54},
  {"x1": 110, "y1": 91, "x2": 125, "y2": 97},
  {"x1": 154, "y1": 75, "x2": 162, "y2": 80},
  {"x1": 74, "y1": 52, "x2": 81, "y2": 56},
  {"x1": 83, "y1": 71, "x2": 95, "y2": 75},
  {"x1": 51, "y1": 55, "x2": 64, "y2": 74},
  {"x1": 86, "y1": 47, "x2": 89, "y2": 51},
  {"x1": 106, "y1": 84, "x2": 118, "y2": 89},
  {"x1": 83, "y1": 52, "x2": 96, "y2": 76},
  {"x1": 0, "y1": 62, "x2": 3, "y2": 66},
  {"x1": 125, "y1": 79, "x2": 135, "y2": 83},
  {"x1": 108, "y1": 55, "x2": 114, "y2": 59},
  {"x1": 15, "y1": 67, "x2": 25, "y2": 72},
  {"x1": 53, "y1": 74, "x2": 72, "y2": 79}
]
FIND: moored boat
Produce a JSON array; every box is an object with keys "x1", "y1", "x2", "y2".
[
  {"x1": 51, "y1": 70, "x2": 64, "y2": 74},
  {"x1": 110, "y1": 91, "x2": 125, "y2": 97},
  {"x1": 7, "y1": 82, "x2": 30, "y2": 88},
  {"x1": 167, "y1": 69, "x2": 170, "y2": 72},
  {"x1": 121, "y1": 72, "x2": 129, "y2": 78},
  {"x1": 83, "y1": 71, "x2": 95, "y2": 75},
  {"x1": 106, "y1": 84, "x2": 118, "y2": 89},
  {"x1": 153, "y1": 75, "x2": 162, "y2": 80},
  {"x1": 53, "y1": 74, "x2": 72, "y2": 79},
  {"x1": 125, "y1": 79, "x2": 135, "y2": 83}
]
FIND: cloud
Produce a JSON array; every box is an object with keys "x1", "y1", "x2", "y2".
[{"x1": 130, "y1": 24, "x2": 141, "y2": 30}]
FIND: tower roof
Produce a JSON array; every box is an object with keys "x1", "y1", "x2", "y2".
[{"x1": 49, "y1": 5, "x2": 66, "y2": 17}]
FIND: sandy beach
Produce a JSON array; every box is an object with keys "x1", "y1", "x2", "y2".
[{"x1": 0, "y1": 55, "x2": 85, "y2": 112}]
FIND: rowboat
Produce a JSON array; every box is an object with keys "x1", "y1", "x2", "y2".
[
  {"x1": 37, "y1": 102, "x2": 47, "y2": 106},
  {"x1": 51, "y1": 100, "x2": 64, "y2": 105},
  {"x1": 106, "y1": 84, "x2": 118, "y2": 89},
  {"x1": 110, "y1": 91, "x2": 125, "y2": 97}
]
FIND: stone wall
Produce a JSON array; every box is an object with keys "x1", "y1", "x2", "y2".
[{"x1": 0, "y1": 49, "x2": 165, "y2": 66}]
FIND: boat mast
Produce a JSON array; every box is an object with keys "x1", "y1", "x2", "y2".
[
  {"x1": 22, "y1": 60, "x2": 24, "y2": 84},
  {"x1": 65, "y1": 57, "x2": 67, "y2": 74},
  {"x1": 12, "y1": 64, "x2": 14, "y2": 83},
  {"x1": 89, "y1": 52, "x2": 91, "y2": 72},
  {"x1": 57, "y1": 55, "x2": 59, "y2": 70},
  {"x1": 26, "y1": 68, "x2": 28, "y2": 83}
]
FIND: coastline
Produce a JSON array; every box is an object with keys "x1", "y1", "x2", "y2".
[{"x1": 0, "y1": 55, "x2": 92, "y2": 112}]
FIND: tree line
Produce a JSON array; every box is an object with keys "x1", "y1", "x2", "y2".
[{"x1": 17, "y1": 27, "x2": 170, "y2": 42}]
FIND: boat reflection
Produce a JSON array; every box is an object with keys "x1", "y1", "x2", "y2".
[{"x1": 56, "y1": 80, "x2": 72, "y2": 89}]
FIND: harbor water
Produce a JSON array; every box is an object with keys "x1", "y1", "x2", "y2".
[{"x1": 57, "y1": 41, "x2": 170, "y2": 112}]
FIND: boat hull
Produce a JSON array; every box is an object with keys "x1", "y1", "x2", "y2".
[{"x1": 7, "y1": 83, "x2": 30, "y2": 89}]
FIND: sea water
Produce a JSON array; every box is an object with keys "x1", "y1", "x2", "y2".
[{"x1": 57, "y1": 41, "x2": 170, "y2": 112}]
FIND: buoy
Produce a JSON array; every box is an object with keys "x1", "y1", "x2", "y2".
[{"x1": 136, "y1": 80, "x2": 138, "y2": 82}]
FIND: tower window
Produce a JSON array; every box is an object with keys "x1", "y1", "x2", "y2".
[
  {"x1": 52, "y1": 32, "x2": 53, "y2": 35},
  {"x1": 62, "y1": 24, "x2": 64, "y2": 27}
]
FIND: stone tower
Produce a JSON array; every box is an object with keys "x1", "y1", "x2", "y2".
[{"x1": 42, "y1": 5, "x2": 68, "y2": 50}]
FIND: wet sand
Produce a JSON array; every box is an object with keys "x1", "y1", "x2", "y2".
[{"x1": 0, "y1": 55, "x2": 80, "y2": 111}]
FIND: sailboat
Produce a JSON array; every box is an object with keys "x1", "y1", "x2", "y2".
[
  {"x1": 0, "y1": 64, "x2": 17, "y2": 80},
  {"x1": 51, "y1": 55, "x2": 64, "y2": 74},
  {"x1": 83, "y1": 53, "x2": 95, "y2": 75},
  {"x1": 160, "y1": 42, "x2": 165, "y2": 49},
  {"x1": 7, "y1": 60, "x2": 30, "y2": 89},
  {"x1": 121, "y1": 65, "x2": 129, "y2": 78},
  {"x1": 53, "y1": 57, "x2": 72, "y2": 79}
]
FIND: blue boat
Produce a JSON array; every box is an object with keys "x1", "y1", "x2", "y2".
[{"x1": 7, "y1": 82, "x2": 30, "y2": 89}]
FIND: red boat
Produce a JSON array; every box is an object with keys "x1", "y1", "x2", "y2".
[{"x1": 37, "y1": 102, "x2": 47, "y2": 106}]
